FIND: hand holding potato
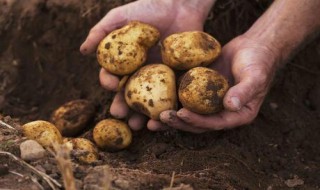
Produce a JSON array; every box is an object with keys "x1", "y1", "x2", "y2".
[
  {"x1": 80, "y1": 0, "x2": 214, "y2": 131},
  {"x1": 80, "y1": 0, "x2": 282, "y2": 132},
  {"x1": 160, "y1": 36, "x2": 277, "y2": 132}
]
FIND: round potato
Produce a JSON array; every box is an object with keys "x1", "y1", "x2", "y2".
[
  {"x1": 125, "y1": 64, "x2": 177, "y2": 120},
  {"x1": 97, "y1": 21, "x2": 160, "y2": 75},
  {"x1": 50, "y1": 99, "x2": 95, "y2": 137},
  {"x1": 22, "y1": 120, "x2": 63, "y2": 148},
  {"x1": 178, "y1": 67, "x2": 229, "y2": 114},
  {"x1": 64, "y1": 138, "x2": 98, "y2": 164},
  {"x1": 161, "y1": 31, "x2": 221, "y2": 70},
  {"x1": 93, "y1": 119, "x2": 132, "y2": 151}
]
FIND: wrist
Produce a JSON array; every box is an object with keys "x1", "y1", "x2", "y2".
[{"x1": 243, "y1": 0, "x2": 320, "y2": 67}]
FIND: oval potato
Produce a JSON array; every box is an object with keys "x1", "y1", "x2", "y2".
[
  {"x1": 51, "y1": 99, "x2": 95, "y2": 137},
  {"x1": 64, "y1": 138, "x2": 98, "y2": 164},
  {"x1": 125, "y1": 64, "x2": 177, "y2": 120},
  {"x1": 22, "y1": 120, "x2": 63, "y2": 148},
  {"x1": 93, "y1": 119, "x2": 132, "y2": 151},
  {"x1": 179, "y1": 67, "x2": 229, "y2": 114},
  {"x1": 97, "y1": 21, "x2": 160, "y2": 75},
  {"x1": 161, "y1": 31, "x2": 221, "y2": 70}
]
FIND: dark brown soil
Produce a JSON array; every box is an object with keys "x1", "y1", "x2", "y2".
[{"x1": 1, "y1": 0, "x2": 320, "y2": 189}]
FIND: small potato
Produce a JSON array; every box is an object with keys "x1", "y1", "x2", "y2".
[
  {"x1": 51, "y1": 99, "x2": 95, "y2": 137},
  {"x1": 125, "y1": 64, "x2": 177, "y2": 120},
  {"x1": 97, "y1": 21, "x2": 160, "y2": 75},
  {"x1": 179, "y1": 67, "x2": 229, "y2": 114},
  {"x1": 64, "y1": 138, "x2": 98, "y2": 164},
  {"x1": 22, "y1": 120, "x2": 63, "y2": 148},
  {"x1": 93, "y1": 119, "x2": 132, "y2": 151},
  {"x1": 161, "y1": 31, "x2": 221, "y2": 70}
]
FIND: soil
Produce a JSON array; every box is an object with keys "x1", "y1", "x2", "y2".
[{"x1": 1, "y1": 0, "x2": 320, "y2": 189}]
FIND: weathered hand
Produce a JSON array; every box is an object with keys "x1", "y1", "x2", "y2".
[
  {"x1": 159, "y1": 35, "x2": 279, "y2": 133},
  {"x1": 80, "y1": 0, "x2": 215, "y2": 130}
]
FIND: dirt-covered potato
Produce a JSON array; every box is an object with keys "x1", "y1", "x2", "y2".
[
  {"x1": 64, "y1": 138, "x2": 98, "y2": 164},
  {"x1": 50, "y1": 99, "x2": 95, "y2": 137},
  {"x1": 161, "y1": 31, "x2": 221, "y2": 70},
  {"x1": 22, "y1": 120, "x2": 63, "y2": 148},
  {"x1": 125, "y1": 64, "x2": 177, "y2": 120},
  {"x1": 93, "y1": 119, "x2": 132, "y2": 151},
  {"x1": 179, "y1": 67, "x2": 229, "y2": 114},
  {"x1": 97, "y1": 21, "x2": 160, "y2": 75}
]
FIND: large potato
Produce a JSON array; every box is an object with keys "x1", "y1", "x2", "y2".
[
  {"x1": 161, "y1": 31, "x2": 221, "y2": 70},
  {"x1": 50, "y1": 99, "x2": 95, "y2": 137},
  {"x1": 179, "y1": 67, "x2": 229, "y2": 114},
  {"x1": 22, "y1": 120, "x2": 63, "y2": 148},
  {"x1": 97, "y1": 21, "x2": 160, "y2": 75},
  {"x1": 64, "y1": 138, "x2": 98, "y2": 164},
  {"x1": 93, "y1": 119, "x2": 132, "y2": 151},
  {"x1": 125, "y1": 64, "x2": 177, "y2": 120}
]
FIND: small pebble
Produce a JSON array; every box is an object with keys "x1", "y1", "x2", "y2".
[
  {"x1": 269, "y1": 102, "x2": 278, "y2": 110},
  {"x1": 20, "y1": 140, "x2": 46, "y2": 161}
]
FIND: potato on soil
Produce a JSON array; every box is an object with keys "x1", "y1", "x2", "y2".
[
  {"x1": 22, "y1": 120, "x2": 63, "y2": 148},
  {"x1": 179, "y1": 67, "x2": 229, "y2": 114},
  {"x1": 93, "y1": 119, "x2": 132, "y2": 151},
  {"x1": 50, "y1": 99, "x2": 95, "y2": 137},
  {"x1": 161, "y1": 31, "x2": 221, "y2": 70},
  {"x1": 97, "y1": 21, "x2": 160, "y2": 75},
  {"x1": 125, "y1": 64, "x2": 177, "y2": 120},
  {"x1": 63, "y1": 138, "x2": 98, "y2": 164}
]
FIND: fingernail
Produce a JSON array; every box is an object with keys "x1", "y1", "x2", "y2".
[
  {"x1": 231, "y1": 97, "x2": 241, "y2": 111},
  {"x1": 177, "y1": 110, "x2": 188, "y2": 121}
]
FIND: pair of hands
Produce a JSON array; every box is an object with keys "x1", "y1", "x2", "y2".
[{"x1": 80, "y1": 0, "x2": 278, "y2": 133}]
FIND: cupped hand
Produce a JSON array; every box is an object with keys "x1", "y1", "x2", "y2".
[
  {"x1": 159, "y1": 35, "x2": 279, "y2": 133},
  {"x1": 80, "y1": 0, "x2": 214, "y2": 130}
]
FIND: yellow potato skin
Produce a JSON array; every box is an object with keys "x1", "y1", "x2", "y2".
[
  {"x1": 93, "y1": 119, "x2": 132, "y2": 151},
  {"x1": 161, "y1": 31, "x2": 221, "y2": 70},
  {"x1": 22, "y1": 120, "x2": 63, "y2": 148},
  {"x1": 97, "y1": 21, "x2": 160, "y2": 75},
  {"x1": 51, "y1": 99, "x2": 95, "y2": 137},
  {"x1": 125, "y1": 64, "x2": 177, "y2": 120},
  {"x1": 179, "y1": 67, "x2": 229, "y2": 114},
  {"x1": 64, "y1": 138, "x2": 98, "y2": 164}
]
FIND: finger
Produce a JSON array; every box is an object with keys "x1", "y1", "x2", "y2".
[
  {"x1": 176, "y1": 106, "x2": 257, "y2": 130},
  {"x1": 80, "y1": 8, "x2": 127, "y2": 54},
  {"x1": 223, "y1": 69, "x2": 268, "y2": 111},
  {"x1": 160, "y1": 110, "x2": 207, "y2": 133},
  {"x1": 110, "y1": 92, "x2": 129, "y2": 119},
  {"x1": 99, "y1": 68, "x2": 120, "y2": 91},
  {"x1": 128, "y1": 113, "x2": 148, "y2": 131},
  {"x1": 147, "y1": 120, "x2": 169, "y2": 131}
]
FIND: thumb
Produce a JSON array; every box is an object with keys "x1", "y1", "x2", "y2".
[
  {"x1": 223, "y1": 69, "x2": 269, "y2": 111},
  {"x1": 80, "y1": 8, "x2": 127, "y2": 54}
]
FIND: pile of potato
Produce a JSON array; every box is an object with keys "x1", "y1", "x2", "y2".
[
  {"x1": 21, "y1": 21, "x2": 229, "y2": 164},
  {"x1": 22, "y1": 100, "x2": 132, "y2": 164},
  {"x1": 97, "y1": 21, "x2": 229, "y2": 118}
]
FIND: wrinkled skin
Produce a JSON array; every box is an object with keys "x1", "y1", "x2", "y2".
[{"x1": 80, "y1": 0, "x2": 278, "y2": 133}]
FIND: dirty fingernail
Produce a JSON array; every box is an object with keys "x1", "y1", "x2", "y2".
[
  {"x1": 231, "y1": 97, "x2": 241, "y2": 111},
  {"x1": 177, "y1": 110, "x2": 188, "y2": 120}
]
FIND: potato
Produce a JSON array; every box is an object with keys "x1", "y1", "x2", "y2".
[
  {"x1": 178, "y1": 67, "x2": 229, "y2": 114},
  {"x1": 161, "y1": 31, "x2": 221, "y2": 70},
  {"x1": 97, "y1": 21, "x2": 160, "y2": 75},
  {"x1": 93, "y1": 119, "x2": 132, "y2": 151},
  {"x1": 22, "y1": 120, "x2": 63, "y2": 148},
  {"x1": 63, "y1": 138, "x2": 98, "y2": 164},
  {"x1": 125, "y1": 64, "x2": 177, "y2": 120},
  {"x1": 50, "y1": 99, "x2": 95, "y2": 137}
]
